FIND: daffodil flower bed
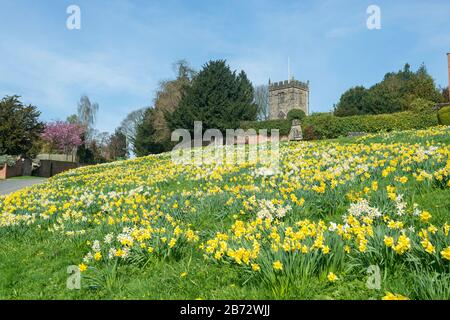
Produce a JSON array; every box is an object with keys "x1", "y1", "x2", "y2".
[
  {"x1": 203, "y1": 197, "x2": 450, "y2": 280},
  {"x1": 0, "y1": 126, "x2": 449, "y2": 299}
]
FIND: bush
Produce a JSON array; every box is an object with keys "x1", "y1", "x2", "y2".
[
  {"x1": 241, "y1": 119, "x2": 292, "y2": 136},
  {"x1": 437, "y1": 106, "x2": 450, "y2": 125},
  {"x1": 409, "y1": 98, "x2": 435, "y2": 113},
  {"x1": 303, "y1": 111, "x2": 438, "y2": 140},
  {"x1": 303, "y1": 126, "x2": 318, "y2": 140},
  {"x1": 241, "y1": 110, "x2": 438, "y2": 140},
  {"x1": 0, "y1": 155, "x2": 17, "y2": 167},
  {"x1": 287, "y1": 109, "x2": 306, "y2": 122}
]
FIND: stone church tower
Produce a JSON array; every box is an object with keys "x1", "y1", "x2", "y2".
[{"x1": 268, "y1": 78, "x2": 309, "y2": 119}]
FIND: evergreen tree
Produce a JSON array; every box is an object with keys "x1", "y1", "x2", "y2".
[
  {"x1": 167, "y1": 60, "x2": 257, "y2": 134},
  {"x1": 134, "y1": 108, "x2": 166, "y2": 156},
  {"x1": 333, "y1": 86, "x2": 368, "y2": 117},
  {"x1": 107, "y1": 129, "x2": 128, "y2": 160},
  {"x1": 0, "y1": 95, "x2": 44, "y2": 156},
  {"x1": 334, "y1": 63, "x2": 443, "y2": 116}
]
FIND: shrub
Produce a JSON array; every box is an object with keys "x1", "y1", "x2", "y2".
[
  {"x1": 437, "y1": 106, "x2": 450, "y2": 125},
  {"x1": 303, "y1": 126, "x2": 318, "y2": 141},
  {"x1": 409, "y1": 98, "x2": 435, "y2": 113},
  {"x1": 241, "y1": 110, "x2": 438, "y2": 140},
  {"x1": 241, "y1": 119, "x2": 292, "y2": 136},
  {"x1": 0, "y1": 155, "x2": 17, "y2": 167},
  {"x1": 287, "y1": 109, "x2": 306, "y2": 122},
  {"x1": 303, "y1": 111, "x2": 438, "y2": 140}
]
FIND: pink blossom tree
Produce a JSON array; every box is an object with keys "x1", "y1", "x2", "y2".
[{"x1": 42, "y1": 121, "x2": 85, "y2": 155}]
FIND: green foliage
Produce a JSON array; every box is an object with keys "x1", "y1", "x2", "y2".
[
  {"x1": 150, "y1": 61, "x2": 194, "y2": 151},
  {"x1": 0, "y1": 95, "x2": 44, "y2": 156},
  {"x1": 0, "y1": 155, "x2": 16, "y2": 167},
  {"x1": 241, "y1": 119, "x2": 292, "y2": 136},
  {"x1": 134, "y1": 108, "x2": 168, "y2": 156},
  {"x1": 334, "y1": 64, "x2": 443, "y2": 117},
  {"x1": 76, "y1": 132, "x2": 108, "y2": 165},
  {"x1": 0, "y1": 129, "x2": 449, "y2": 300},
  {"x1": 407, "y1": 272, "x2": 450, "y2": 300},
  {"x1": 121, "y1": 61, "x2": 194, "y2": 157},
  {"x1": 77, "y1": 139, "x2": 107, "y2": 164},
  {"x1": 303, "y1": 111, "x2": 438, "y2": 140},
  {"x1": 437, "y1": 106, "x2": 450, "y2": 125},
  {"x1": 409, "y1": 98, "x2": 435, "y2": 113},
  {"x1": 76, "y1": 143, "x2": 95, "y2": 164},
  {"x1": 243, "y1": 110, "x2": 438, "y2": 140},
  {"x1": 167, "y1": 60, "x2": 258, "y2": 135},
  {"x1": 334, "y1": 86, "x2": 368, "y2": 117},
  {"x1": 107, "y1": 129, "x2": 128, "y2": 160},
  {"x1": 287, "y1": 109, "x2": 306, "y2": 122},
  {"x1": 441, "y1": 87, "x2": 449, "y2": 102},
  {"x1": 66, "y1": 114, "x2": 79, "y2": 124}
]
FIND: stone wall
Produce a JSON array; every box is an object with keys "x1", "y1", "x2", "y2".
[{"x1": 269, "y1": 79, "x2": 309, "y2": 120}]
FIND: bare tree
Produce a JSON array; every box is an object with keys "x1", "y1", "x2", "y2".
[
  {"x1": 77, "y1": 95, "x2": 99, "y2": 141},
  {"x1": 119, "y1": 108, "x2": 146, "y2": 153},
  {"x1": 172, "y1": 59, "x2": 196, "y2": 80},
  {"x1": 121, "y1": 60, "x2": 195, "y2": 155},
  {"x1": 151, "y1": 60, "x2": 195, "y2": 145},
  {"x1": 254, "y1": 85, "x2": 269, "y2": 120}
]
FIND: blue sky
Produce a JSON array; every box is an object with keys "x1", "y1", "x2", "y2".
[{"x1": 0, "y1": 0, "x2": 449, "y2": 133}]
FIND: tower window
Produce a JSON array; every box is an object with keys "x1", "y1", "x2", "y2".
[{"x1": 278, "y1": 92, "x2": 286, "y2": 104}]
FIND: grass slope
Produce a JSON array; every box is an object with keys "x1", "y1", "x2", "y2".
[{"x1": 0, "y1": 127, "x2": 449, "y2": 300}]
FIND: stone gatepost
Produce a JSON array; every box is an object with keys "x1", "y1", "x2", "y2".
[{"x1": 289, "y1": 119, "x2": 303, "y2": 141}]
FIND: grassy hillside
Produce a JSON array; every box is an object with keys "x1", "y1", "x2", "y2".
[{"x1": 1, "y1": 126, "x2": 449, "y2": 300}]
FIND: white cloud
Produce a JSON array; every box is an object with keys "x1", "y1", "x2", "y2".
[{"x1": 0, "y1": 40, "x2": 154, "y2": 132}]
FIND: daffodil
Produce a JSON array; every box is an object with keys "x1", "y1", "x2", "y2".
[
  {"x1": 441, "y1": 247, "x2": 450, "y2": 261},
  {"x1": 382, "y1": 292, "x2": 409, "y2": 300},
  {"x1": 273, "y1": 260, "x2": 283, "y2": 271},
  {"x1": 327, "y1": 272, "x2": 338, "y2": 282},
  {"x1": 420, "y1": 211, "x2": 431, "y2": 223},
  {"x1": 79, "y1": 263, "x2": 88, "y2": 272}
]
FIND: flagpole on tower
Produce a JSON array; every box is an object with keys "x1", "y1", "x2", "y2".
[{"x1": 288, "y1": 57, "x2": 291, "y2": 82}]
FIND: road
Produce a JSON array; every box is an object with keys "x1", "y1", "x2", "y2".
[{"x1": 0, "y1": 177, "x2": 47, "y2": 195}]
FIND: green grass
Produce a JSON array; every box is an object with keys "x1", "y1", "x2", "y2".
[
  {"x1": 0, "y1": 127, "x2": 449, "y2": 300},
  {"x1": 8, "y1": 176, "x2": 44, "y2": 180},
  {"x1": 1, "y1": 193, "x2": 444, "y2": 300}
]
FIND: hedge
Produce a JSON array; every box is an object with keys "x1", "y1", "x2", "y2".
[
  {"x1": 240, "y1": 111, "x2": 438, "y2": 140},
  {"x1": 303, "y1": 111, "x2": 438, "y2": 140},
  {"x1": 437, "y1": 106, "x2": 450, "y2": 125},
  {"x1": 241, "y1": 119, "x2": 292, "y2": 136},
  {"x1": 287, "y1": 109, "x2": 306, "y2": 122}
]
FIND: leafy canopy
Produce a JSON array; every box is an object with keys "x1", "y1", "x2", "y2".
[
  {"x1": 167, "y1": 60, "x2": 258, "y2": 134},
  {"x1": 0, "y1": 95, "x2": 44, "y2": 156},
  {"x1": 134, "y1": 108, "x2": 167, "y2": 157},
  {"x1": 287, "y1": 109, "x2": 306, "y2": 122},
  {"x1": 334, "y1": 64, "x2": 443, "y2": 117}
]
